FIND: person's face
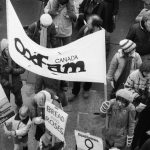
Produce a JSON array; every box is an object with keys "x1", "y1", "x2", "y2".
[
  {"x1": 145, "y1": 20, "x2": 150, "y2": 32},
  {"x1": 144, "y1": 0, "x2": 150, "y2": 9},
  {"x1": 19, "y1": 114, "x2": 27, "y2": 120},
  {"x1": 143, "y1": 71, "x2": 150, "y2": 79},
  {"x1": 117, "y1": 100, "x2": 126, "y2": 108},
  {"x1": 4, "y1": 48, "x2": 10, "y2": 57}
]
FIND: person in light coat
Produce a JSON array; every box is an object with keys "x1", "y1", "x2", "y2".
[
  {"x1": 100, "y1": 89, "x2": 136, "y2": 150},
  {"x1": 107, "y1": 39, "x2": 142, "y2": 98},
  {"x1": 3, "y1": 105, "x2": 32, "y2": 150}
]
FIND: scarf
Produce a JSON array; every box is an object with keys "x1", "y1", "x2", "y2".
[
  {"x1": 40, "y1": 26, "x2": 47, "y2": 47},
  {"x1": 115, "y1": 56, "x2": 133, "y2": 90}
]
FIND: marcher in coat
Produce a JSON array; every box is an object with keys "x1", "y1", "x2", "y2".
[
  {"x1": 107, "y1": 39, "x2": 142, "y2": 98},
  {"x1": 100, "y1": 89, "x2": 136, "y2": 150},
  {"x1": 27, "y1": 13, "x2": 57, "y2": 48},
  {"x1": 3, "y1": 105, "x2": 32, "y2": 150},
  {"x1": 69, "y1": 15, "x2": 103, "y2": 100},
  {"x1": 131, "y1": 101, "x2": 150, "y2": 150},
  {"x1": 31, "y1": 89, "x2": 64, "y2": 150},
  {"x1": 35, "y1": 76, "x2": 68, "y2": 107},
  {"x1": 0, "y1": 39, "x2": 25, "y2": 108},
  {"x1": 44, "y1": 0, "x2": 77, "y2": 46},
  {"x1": 124, "y1": 61, "x2": 150, "y2": 113},
  {"x1": 126, "y1": 11, "x2": 150, "y2": 55}
]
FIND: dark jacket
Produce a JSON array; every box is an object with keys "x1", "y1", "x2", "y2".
[
  {"x1": 27, "y1": 21, "x2": 57, "y2": 48},
  {"x1": 126, "y1": 21, "x2": 150, "y2": 56},
  {"x1": 79, "y1": 0, "x2": 119, "y2": 32},
  {"x1": 0, "y1": 56, "x2": 25, "y2": 92}
]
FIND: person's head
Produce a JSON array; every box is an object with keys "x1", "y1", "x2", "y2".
[
  {"x1": 19, "y1": 105, "x2": 30, "y2": 120},
  {"x1": 40, "y1": 14, "x2": 53, "y2": 28},
  {"x1": 0, "y1": 39, "x2": 9, "y2": 58},
  {"x1": 139, "y1": 61, "x2": 150, "y2": 79},
  {"x1": 119, "y1": 39, "x2": 136, "y2": 55},
  {"x1": 142, "y1": 11, "x2": 150, "y2": 32},
  {"x1": 59, "y1": 0, "x2": 69, "y2": 5},
  {"x1": 33, "y1": 90, "x2": 52, "y2": 108},
  {"x1": 116, "y1": 89, "x2": 134, "y2": 108},
  {"x1": 87, "y1": 15, "x2": 103, "y2": 31},
  {"x1": 142, "y1": 0, "x2": 150, "y2": 9}
]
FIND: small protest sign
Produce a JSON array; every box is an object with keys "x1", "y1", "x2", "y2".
[
  {"x1": 45, "y1": 101, "x2": 68, "y2": 141},
  {"x1": 75, "y1": 130, "x2": 103, "y2": 150},
  {"x1": 0, "y1": 84, "x2": 15, "y2": 124}
]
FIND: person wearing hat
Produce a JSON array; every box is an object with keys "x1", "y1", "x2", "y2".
[
  {"x1": 100, "y1": 88, "x2": 136, "y2": 150},
  {"x1": 3, "y1": 105, "x2": 32, "y2": 150},
  {"x1": 31, "y1": 89, "x2": 64, "y2": 150},
  {"x1": 127, "y1": 10, "x2": 150, "y2": 55},
  {"x1": 0, "y1": 38, "x2": 25, "y2": 109},
  {"x1": 27, "y1": 13, "x2": 58, "y2": 48},
  {"x1": 107, "y1": 39, "x2": 142, "y2": 99}
]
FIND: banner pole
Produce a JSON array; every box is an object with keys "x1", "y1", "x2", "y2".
[
  {"x1": 104, "y1": 82, "x2": 108, "y2": 129},
  {"x1": 6, "y1": 0, "x2": 12, "y2": 87}
]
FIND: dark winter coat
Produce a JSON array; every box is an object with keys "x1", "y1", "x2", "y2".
[
  {"x1": 132, "y1": 104, "x2": 150, "y2": 150},
  {"x1": 0, "y1": 56, "x2": 25, "y2": 92},
  {"x1": 27, "y1": 21, "x2": 57, "y2": 48},
  {"x1": 79, "y1": 0, "x2": 119, "y2": 32},
  {"x1": 126, "y1": 21, "x2": 150, "y2": 56}
]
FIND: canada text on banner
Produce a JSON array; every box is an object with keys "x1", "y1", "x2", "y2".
[
  {"x1": 45, "y1": 101, "x2": 68, "y2": 141},
  {"x1": 0, "y1": 84, "x2": 15, "y2": 124},
  {"x1": 75, "y1": 130, "x2": 103, "y2": 150},
  {"x1": 6, "y1": 0, "x2": 106, "y2": 83}
]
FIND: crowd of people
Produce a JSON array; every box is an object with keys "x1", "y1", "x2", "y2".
[{"x1": 1, "y1": 0, "x2": 150, "y2": 150}]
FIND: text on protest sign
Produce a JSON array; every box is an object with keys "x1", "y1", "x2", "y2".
[
  {"x1": 0, "y1": 84, "x2": 15, "y2": 124},
  {"x1": 45, "y1": 101, "x2": 68, "y2": 141},
  {"x1": 75, "y1": 130, "x2": 103, "y2": 150}
]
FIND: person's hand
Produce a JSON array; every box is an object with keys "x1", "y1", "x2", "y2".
[
  {"x1": 11, "y1": 131, "x2": 16, "y2": 137},
  {"x1": 4, "y1": 66, "x2": 13, "y2": 73},
  {"x1": 33, "y1": 117, "x2": 44, "y2": 125},
  {"x1": 146, "y1": 130, "x2": 150, "y2": 135},
  {"x1": 136, "y1": 103, "x2": 146, "y2": 112},
  {"x1": 110, "y1": 81, "x2": 115, "y2": 88}
]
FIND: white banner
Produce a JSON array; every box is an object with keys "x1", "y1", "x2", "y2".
[
  {"x1": 0, "y1": 84, "x2": 15, "y2": 124},
  {"x1": 75, "y1": 130, "x2": 103, "y2": 150},
  {"x1": 6, "y1": 0, "x2": 106, "y2": 83},
  {"x1": 45, "y1": 101, "x2": 68, "y2": 141}
]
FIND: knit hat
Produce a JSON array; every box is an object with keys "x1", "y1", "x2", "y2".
[
  {"x1": 19, "y1": 105, "x2": 30, "y2": 119},
  {"x1": 40, "y1": 14, "x2": 53, "y2": 27},
  {"x1": 116, "y1": 89, "x2": 138, "y2": 102},
  {"x1": 34, "y1": 90, "x2": 53, "y2": 108},
  {"x1": 119, "y1": 39, "x2": 136, "y2": 53},
  {"x1": 0, "y1": 39, "x2": 8, "y2": 52}
]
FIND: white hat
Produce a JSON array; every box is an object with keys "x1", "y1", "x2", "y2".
[
  {"x1": 0, "y1": 39, "x2": 8, "y2": 52},
  {"x1": 119, "y1": 39, "x2": 136, "y2": 53},
  {"x1": 40, "y1": 14, "x2": 53, "y2": 27},
  {"x1": 116, "y1": 88, "x2": 138, "y2": 102}
]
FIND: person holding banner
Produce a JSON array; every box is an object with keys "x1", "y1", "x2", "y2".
[
  {"x1": 27, "y1": 13, "x2": 58, "y2": 48},
  {"x1": 107, "y1": 39, "x2": 142, "y2": 99},
  {"x1": 31, "y1": 89, "x2": 64, "y2": 150},
  {"x1": 3, "y1": 105, "x2": 32, "y2": 150},
  {"x1": 70, "y1": 15, "x2": 103, "y2": 100},
  {"x1": 100, "y1": 89, "x2": 136, "y2": 150},
  {"x1": 0, "y1": 39, "x2": 25, "y2": 109}
]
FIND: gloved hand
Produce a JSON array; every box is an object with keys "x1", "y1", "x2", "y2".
[
  {"x1": 4, "y1": 66, "x2": 13, "y2": 73},
  {"x1": 126, "y1": 135, "x2": 133, "y2": 147},
  {"x1": 136, "y1": 103, "x2": 146, "y2": 112},
  {"x1": 100, "y1": 101, "x2": 111, "y2": 114}
]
